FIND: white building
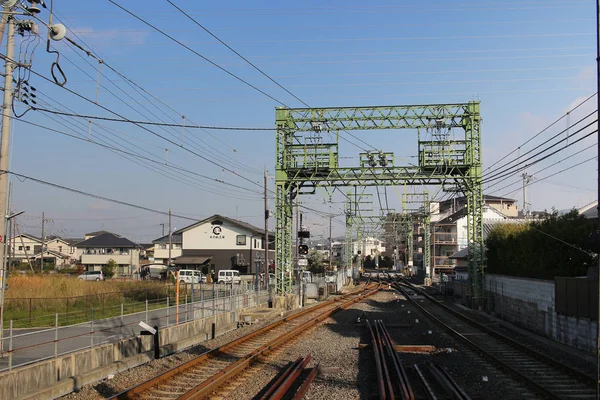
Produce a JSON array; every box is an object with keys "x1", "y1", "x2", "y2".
[
  {"x1": 76, "y1": 232, "x2": 140, "y2": 276},
  {"x1": 152, "y1": 214, "x2": 274, "y2": 277}
]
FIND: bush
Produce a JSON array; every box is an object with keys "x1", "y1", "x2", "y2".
[
  {"x1": 102, "y1": 259, "x2": 117, "y2": 279},
  {"x1": 486, "y1": 209, "x2": 597, "y2": 279}
]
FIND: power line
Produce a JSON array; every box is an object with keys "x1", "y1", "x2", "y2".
[
  {"x1": 482, "y1": 115, "x2": 597, "y2": 184},
  {"x1": 487, "y1": 141, "x2": 597, "y2": 194},
  {"x1": 167, "y1": 0, "x2": 310, "y2": 108},
  {"x1": 32, "y1": 107, "x2": 275, "y2": 131},
  {"x1": 3, "y1": 170, "x2": 199, "y2": 221},
  {"x1": 107, "y1": 0, "x2": 287, "y2": 106},
  {"x1": 0, "y1": 55, "x2": 264, "y2": 190},
  {"x1": 498, "y1": 155, "x2": 597, "y2": 198},
  {"x1": 50, "y1": 9, "x2": 266, "y2": 173},
  {"x1": 483, "y1": 93, "x2": 596, "y2": 173},
  {"x1": 13, "y1": 115, "x2": 264, "y2": 198},
  {"x1": 107, "y1": 1, "x2": 377, "y2": 153},
  {"x1": 56, "y1": 41, "x2": 263, "y2": 176}
]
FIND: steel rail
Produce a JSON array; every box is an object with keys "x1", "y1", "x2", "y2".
[
  {"x1": 398, "y1": 280, "x2": 596, "y2": 384},
  {"x1": 259, "y1": 357, "x2": 303, "y2": 400},
  {"x1": 376, "y1": 320, "x2": 414, "y2": 400},
  {"x1": 394, "y1": 282, "x2": 592, "y2": 400},
  {"x1": 413, "y1": 364, "x2": 438, "y2": 400},
  {"x1": 292, "y1": 363, "x2": 320, "y2": 400},
  {"x1": 427, "y1": 361, "x2": 471, "y2": 400},
  {"x1": 269, "y1": 355, "x2": 312, "y2": 400},
  {"x1": 366, "y1": 319, "x2": 388, "y2": 400},
  {"x1": 180, "y1": 288, "x2": 378, "y2": 400},
  {"x1": 111, "y1": 284, "x2": 378, "y2": 400}
]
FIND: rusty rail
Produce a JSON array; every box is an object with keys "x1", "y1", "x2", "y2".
[
  {"x1": 111, "y1": 284, "x2": 379, "y2": 400},
  {"x1": 259, "y1": 355, "x2": 318, "y2": 400},
  {"x1": 366, "y1": 319, "x2": 415, "y2": 400}
]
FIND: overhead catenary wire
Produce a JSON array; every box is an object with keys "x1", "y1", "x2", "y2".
[
  {"x1": 483, "y1": 93, "x2": 596, "y2": 173},
  {"x1": 108, "y1": 0, "x2": 378, "y2": 153},
  {"x1": 14, "y1": 114, "x2": 265, "y2": 199},
  {"x1": 487, "y1": 141, "x2": 597, "y2": 195},
  {"x1": 26, "y1": 92, "x2": 264, "y2": 199},
  {"x1": 49, "y1": 9, "x2": 266, "y2": 173},
  {"x1": 0, "y1": 55, "x2": 265, "y2": 190},
  {"x1": 482, "y1": 115, "x2": 597, "y2": 184},
  {"x1": 498, "y1": 155, "x2": 597, "y2": 198},
  {"x1": 56, "y1": 41, "x2": 263, "y2": 176}
]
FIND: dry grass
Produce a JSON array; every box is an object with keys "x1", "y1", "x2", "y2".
[
  {"x1": 3, "y1": 275, "x2": 174, "y2": 326},
  {"x1": 5, "y1": 275, "x2": 168, "y2": 299}
]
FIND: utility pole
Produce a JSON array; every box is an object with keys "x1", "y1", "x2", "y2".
[
  {"x1": 0, "y1": 14, "x2": 14, "y2": 285},
  {"x1": 328, "y1": 213, "x2": 333, "y2": 270},
  {"x1": 521, "y1": 173, "x2": 533, "y2": 218},
  {"x1": 263, "y1": 169, "x2": 268, "y2": 287},
  {"x1": 40, "y1": 212, "x2": 45, "y2": 272},
  {"x1": 595, "y1": 2, "x2": 600, "y2": 397},
  {"x1": 168, "y1": 208, "x2": 172, "y2": 268}
]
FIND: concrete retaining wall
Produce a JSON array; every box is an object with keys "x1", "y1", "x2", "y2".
[
  {"x1": 485, "y1": 274, "x2": 598, "y2": 353},
  {"x1": 0, "y1": 303, "x2": 268, "y2": 400}
]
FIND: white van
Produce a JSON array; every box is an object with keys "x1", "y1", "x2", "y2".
[
  {"x1": 217, "y1": 270, "x2": 241, "y2": 284},
  {"x1": 178, "y1": 269, "x2": 205, "y2": 284}
]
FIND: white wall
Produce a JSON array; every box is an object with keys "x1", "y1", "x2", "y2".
[{"x1": 183, "y1": 221, "x2": 263, "y2": 251}]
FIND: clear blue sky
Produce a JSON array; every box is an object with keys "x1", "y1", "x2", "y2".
[{"x1": 6, "y1": 0, "x2": 596, "y2": 242}]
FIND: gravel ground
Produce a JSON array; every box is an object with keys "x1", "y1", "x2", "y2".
[
  {"x1": 62, "y1": 284, "x2": 571, "y2": 399},
  {"x1": 213, "y1": 288, "x2": 540, "y2": 400},
  {"x1": 59, "y1": 305, "x2": 312, "y2": 400}
]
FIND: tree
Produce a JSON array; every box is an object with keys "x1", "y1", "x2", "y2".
[
  {"x1": 307, "y1": 250, "x2": 324, "y2": 273},
  {"x1": 102, "y1": 259, "x2": 117, "y2": 279}
]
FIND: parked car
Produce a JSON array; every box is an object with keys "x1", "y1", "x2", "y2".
[
  {"x1": 78, "y1": 271, "x2": 105, "y2": 281},
  {"x1": 217, "y1": 269, "x2": 241, "y2": 284},
  {"x1": 178, "y1": 269, "x2": 205, "y2": 284}
]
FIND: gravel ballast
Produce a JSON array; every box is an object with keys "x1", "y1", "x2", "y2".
[{"x1": 63, "y1": 284, "x2": 593, "y2": 399}]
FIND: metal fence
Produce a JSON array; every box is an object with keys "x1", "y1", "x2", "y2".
[
  {"x1": 0, "y1": 282, "x2": 270, "y2": 372},
  {"x1": 555, "y1": 277, "x2": 598, "y2": 321}
]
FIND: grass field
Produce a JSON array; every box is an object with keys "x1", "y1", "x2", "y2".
[{"x1": 3, "y1": 275, "x2": 192, "y2": 327}]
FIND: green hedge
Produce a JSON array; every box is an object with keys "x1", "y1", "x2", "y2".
[{"x1": 486, "y1": 210, "x2": 596, "y2": 279}]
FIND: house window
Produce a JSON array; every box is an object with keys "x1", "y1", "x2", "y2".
[
  {"x1": 254, "y1": 239, "x2": 258, "y2": 248},
  {"x1": 236, "y1": 235, "x2": 246, "y2": 245},
  {"x1": 26, "y1": 246, "x2": 30, "y2": 251},
  {"x1": 58, "y1": 246, "x2": 62, "y2": 253},
  {"x1": 18, "y1": 246, "x2": 22, "y2": 251}
]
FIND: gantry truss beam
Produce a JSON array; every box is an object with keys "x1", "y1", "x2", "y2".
[
  {"x1": 286, "y1": 103, "x2": 473, "y2": 132},
  {"x1": 276, "y1": 102, "x2": 483, "y2": 306}
]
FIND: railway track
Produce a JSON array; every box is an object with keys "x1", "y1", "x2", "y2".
[
  {"x1": 395, "y1": 281, "x2": 596, "y2": 399},
  {"x1": 110, "y1": 283, "x2": 379, "y2": 400}
]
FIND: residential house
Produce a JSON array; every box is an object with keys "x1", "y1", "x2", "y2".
[
  {"x1": 76, "y1": 232, "x2": 140, "y2": 275},
  {"x1": 152, "y1": 234, "x2": 183, "y2": 265},
  {"x1": 428, "y1": 195, "x2": 522, "y2": 279},
  {"x1": 152, "y1": 214, "x2": 275, "y2": 277},
  {"x1": 10, "y1": 234, "x2": 78, "y2": 268}
]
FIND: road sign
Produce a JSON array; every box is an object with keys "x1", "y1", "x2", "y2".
[{"x1": 297, "y1": 259, "x2": 308, "y2": 266}]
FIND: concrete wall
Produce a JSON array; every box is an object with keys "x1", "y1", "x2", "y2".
[
  {"x1": 0, "y1": 305, "x2": 266, "y2": 400},
  {"x1": 485, "y1": 274, "x2": 598, "y2": 353}
]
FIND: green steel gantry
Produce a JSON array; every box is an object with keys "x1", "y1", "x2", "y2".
[{"x1": 275, "y1": 102, "x2": 484, "y2": 303}]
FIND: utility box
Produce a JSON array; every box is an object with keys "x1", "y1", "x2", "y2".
[{"x1": 305, "y1": 282, "x2": 319, "y2": 299}]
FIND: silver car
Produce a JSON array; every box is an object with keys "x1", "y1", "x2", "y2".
[{"x1": 78, "y1": 271, "x2": 105, "y2": 281}]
